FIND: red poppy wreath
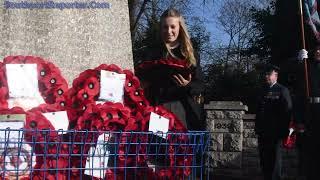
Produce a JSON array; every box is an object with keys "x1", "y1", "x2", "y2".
[
  {"x1": 0, "y1": 56, "x2": 68, "y2": 111},
  {"x1": 66, "y1": 64, "x2": 149, "y2": 129},
  {"x1": 135, "y1": 57, "x2": 194, "y2": 81}
]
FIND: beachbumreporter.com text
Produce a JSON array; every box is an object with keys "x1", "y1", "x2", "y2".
[{"x1": 4, "y1": 1, "x2": 111, "y2": 10}]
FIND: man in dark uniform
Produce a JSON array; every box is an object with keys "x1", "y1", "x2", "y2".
[
  {"x1": 297, "y1": 47, "x2": 320, "y2": 180},
  {"x1": 255, "y1": 65, "x2": 292, "y2": 180}
]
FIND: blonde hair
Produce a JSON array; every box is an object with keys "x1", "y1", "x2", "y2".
[{"x1": 160, "y1": 9, "x2": 197, "y2": 66}]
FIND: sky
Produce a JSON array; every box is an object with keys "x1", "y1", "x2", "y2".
[
  {"x1": 187, "y1": 0, "x2": 229, "y2": 46},
  {"x1": 187, "y1": 0, "x2": 269, "y2": 47}
]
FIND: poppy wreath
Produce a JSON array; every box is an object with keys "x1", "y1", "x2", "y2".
[
  {"x1": 0, "y1": 102, "x2": 69, "y2": 179},
  {"x1": 68, "y1": 63, "x2": 191, "y2": 179},
  {"x1": 0, "y1": 107, "x2": 55, "y2": 148},
  {"x1": 0, "y1": 55, "x2": 68, "y2": 110},
  {"x1": 69, "y1": 101, "x2": 143, "y2": 179},
  {"x1": 0, "y1": 108, "x2": 73, "y2": 180},
  {"x1": 67, "y1": 64, "x2": 149, "y2": 129},
  {"x1": 24, "y1": 104, "x2": 69, "y2": 150},
  {"x1": 136, "y1": 105, "x2": 192, "y2": 179},
  {"x1": 136, "y1": 57, "x2": 191, "y2": 71},
  {"x1": 0, "y1": 108, "x2": 32, "y2": 179},
  {"x1": 0, "y1": 59, "x2": 193, "y2": 179},
  {"x1": 135, "y1": 57, "x2": 194, "y2": 80},
  {"x1": 25, "y1": 104, "x2": 71, "y2": 179}
]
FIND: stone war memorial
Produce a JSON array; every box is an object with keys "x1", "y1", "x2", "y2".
[{"x1": 0, "y1": 0, "x2": 133, "y2": 83}]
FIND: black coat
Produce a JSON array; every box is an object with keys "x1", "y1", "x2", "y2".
[
  {"x1": 293, "y1": 60, "x2": 320, "y2": 133},
  {"x1": 136, "y1": 47, "x2": 205, "y2": 130},
  {"x1": 255, "y1": 83, "x2": 292, "y2": 139}
]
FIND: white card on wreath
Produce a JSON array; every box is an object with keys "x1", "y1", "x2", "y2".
[
  {"x1": 6, "y1": 64, "x2": 45, "y2": 110},
  {"x1": 6, "y1": 64, "x2": 40, "y2": 98},
  {"x1": 42, "y1": 111, "x2": 69, "y2": 134},
  {"x1": 84, "y1": 134, "x2": 110, "y2": 178},
  {"x1": 99, "y1": 70, "x2": 126, "y2": 103},
  {"x1": 7, "y1": 96, "x2": 45, "y2": 111},
  {"x1": 0, "y1": 114, "x2": 35, "y2": 178},
  {"x1": 0, "y1": 114, "x2": 26, "y2": 148},
  {"x1": 148, "y1": 112, "x2": 169, "y2": 139}
]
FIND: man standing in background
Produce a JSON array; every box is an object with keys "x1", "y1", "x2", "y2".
[{"x1": 255, "y1": 65, "x2": 292, "y2": 180}]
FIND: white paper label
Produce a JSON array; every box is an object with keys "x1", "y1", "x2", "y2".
[
  {"x1": 99, "y1": 70, "x2": 126, "y2": 103},
  {"x1": 84, "y1": 134, "x2": 110, "y2": 178},
  {"x1": 6, "y1": 64, "x2": 45, "y2": 110},
  {"x1": 42, "y1": 111, "x2": 69, "y2": 134},
  {"x1": 0, "y1": 115, "x2": 35, "y2": 178},
  {"x1": 148, "y1": 112, "x2": 169, "y2": 139},
  {"x1": 6, "y1": 64, "x2": 40, "y2": 98},
  {"x1": 8, "y1": 96, "x2": 45, "y2": 111}
]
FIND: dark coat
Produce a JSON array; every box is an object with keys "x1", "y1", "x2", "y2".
[
  {"x1": 293, "y1": 60, "x2": 320, "y2": 133},
  {"x1": 136, "y1": 46, "x2": 205, "y2": 130},
  {"x1": 255, "y1": 83, "x2": 292, "y2": 139}
]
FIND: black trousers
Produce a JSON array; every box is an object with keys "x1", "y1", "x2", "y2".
[
  {"x1": 258, "y1": 136, "x2": 282, "y2": 180},
  {"x1": 305, "y1": 133, "x2": 320, "y2": 180},
  {"x1": 305, "y1": 105, "x2": 320, "y2": 180},
  {"x1": 295, "y1": 132, "x2": 307, "y2": 178}
]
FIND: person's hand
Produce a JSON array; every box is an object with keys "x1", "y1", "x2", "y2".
[
  {"x1": 172, "y1": 74, "x2": 192, "y2": 87},
  {"x1": 298, "y1": 49, "x2": 308, "y2": 61}
]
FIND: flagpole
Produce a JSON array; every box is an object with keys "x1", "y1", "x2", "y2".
[{"x1": 299, "y1": 0, "x2": 310, "y2": 98}]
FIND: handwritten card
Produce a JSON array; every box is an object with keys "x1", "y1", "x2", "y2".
[{"x1": 99, "y1": 70, "x2": 126, "y2": 103}]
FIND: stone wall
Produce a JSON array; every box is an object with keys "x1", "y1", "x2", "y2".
[
  {"x1": 205, "y1": 101, "x2": 301, "y2": 179},
  {"x1": 0, "y1": 0, "x2": 133, "y2": 84},
  {"x1": 242, "y1": 114, "x2": 260, "y2": 177},
  {"x1": 205, "y1": 101, "x2": 247, "y2": 177}
]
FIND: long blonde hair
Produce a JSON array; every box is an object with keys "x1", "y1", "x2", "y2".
[{"x1": 160, "y1": 9, "x2": 196, "y2": 66}]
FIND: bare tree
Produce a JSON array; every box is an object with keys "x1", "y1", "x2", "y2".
[
  {"x1": 129, "y1": 0, "x2": 151, "y2": 40},
  {"x1": 215, "y1": 0, "x2": 265, "y2": 71}
]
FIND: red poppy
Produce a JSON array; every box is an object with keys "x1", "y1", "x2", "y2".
[
  {"x1": 24, "y1": 111, "x2": 57, "y2": 140},
  {"x1": 76, "y1": 89, "x2": 95, "y2": 102},
  {"x1": 123, "y1": 70, "x2": 140, "y2": 93},
  {"x1": 51, "y1": 95, "x2": 68, "y2": 110},
  {"x1": 83, "y1": 76, "x2": 100, "y2": 97},
  {"x1": 76, "y1": 111, "x2": 95, "y2": 130},
  {"x1": 72, "y1": 69, "x2": 97, "y2": 88},
  {"x1": 41, "y1": 70, "x2": 66, "y2": 90},
  {"x1": 125, "y1": 88, "x2": 142, "y2": 103}
]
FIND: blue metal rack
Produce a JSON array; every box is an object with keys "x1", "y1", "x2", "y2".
[{"x1": 0, "y1": 129, "x2": 211, "y2": 180}]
